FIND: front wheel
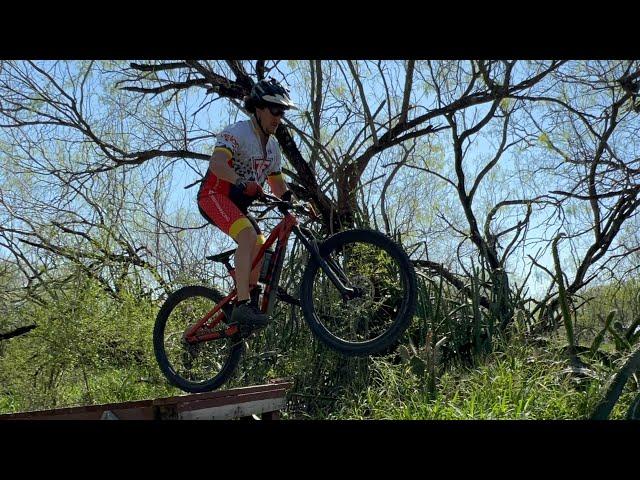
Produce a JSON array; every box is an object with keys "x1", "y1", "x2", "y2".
[
  {"x1": 153, "y1": 285, "x2": 244, "y2": 393},
  {"x1": 300, "y1": 229, "x2": 417, "y2": 356}
]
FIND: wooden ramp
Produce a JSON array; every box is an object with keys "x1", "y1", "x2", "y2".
[{"x1": 0, "y1": 380, "x2": 292, "y2": 420}]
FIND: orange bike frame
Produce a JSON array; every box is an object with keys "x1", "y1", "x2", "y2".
[{"x1": 184, "y1": 211, "x2": 299, "y2": 344}]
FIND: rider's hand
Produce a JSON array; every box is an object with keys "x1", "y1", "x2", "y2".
[
  {"x1": 281, "y1": 190, "x2": 293, "y2": 202},
  {"x1": 244, "y1": 181, "x2": 264, "y2": 197},
  {"x1": 236, "y1": 179, "x2": 264, "y2": 198}
]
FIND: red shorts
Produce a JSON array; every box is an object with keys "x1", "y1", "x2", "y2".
[{"x1": 197, "y1": 190, "x2": 265, "y2": 245}]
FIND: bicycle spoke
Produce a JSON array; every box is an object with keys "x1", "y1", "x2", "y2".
[
  {"x1": 311, "y1": 240, "x2": 406, "y2": 344},
  {"x1": 161, "y1": 294, "x2": 234, "y2": 385}
]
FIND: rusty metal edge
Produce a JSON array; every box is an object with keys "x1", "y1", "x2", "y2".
[
  {"x1": 174, "y1": 388, "x2": 288, "y2": 413},
  {"x1": 152, "y1": 380, "x2": 293, "y2": 407},
  {"x1": 0, "y1": 399, "x2": 154, "y2": 420},
  {"x1": 0, "y1": 380, "x2": 293, "y2": 420}
]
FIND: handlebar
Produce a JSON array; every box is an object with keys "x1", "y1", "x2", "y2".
[{"x1": 254, "y1": 193, "x2": 321, "y2": 222}]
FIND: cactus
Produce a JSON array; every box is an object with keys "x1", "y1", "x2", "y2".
[
  {"x1": 592, "y1": 343, "x2": 640, "y2": 419},
  {"x1": 590, "y1": 310, "x2": 616, "y2": 357},
  {"x1": 552, "y1": 234, "x2": 576, "y2": 357}
]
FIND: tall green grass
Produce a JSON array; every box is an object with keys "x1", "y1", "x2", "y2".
[
  {"x1": 329, "y1": 342, "x2": 607, "y2": 419},
  {"x1": 1, "y1": 260, "x2": 638, "y2": 420},
  {"x1": 0, "y1": 272, "x2": 174, "y2": 413}
]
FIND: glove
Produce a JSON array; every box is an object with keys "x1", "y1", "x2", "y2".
[
  {"x1": 237, "y1": 180, "x2": 264, "y2": 198},
  {"x1": 245, "y1": 181, "x2": 264, "y2": 197}
]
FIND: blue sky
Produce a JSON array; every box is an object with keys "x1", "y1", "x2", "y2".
[
  {"x1": 1, "y1": 60, "x2": 627, "y2": 300},
  {"x1": 158, "y1": 61, "x2": 562, "y2": 298}
]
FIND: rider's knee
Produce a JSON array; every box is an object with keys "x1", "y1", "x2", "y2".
[{"x1": 236, "y1": 226, "x2": 257, "y2": 246}]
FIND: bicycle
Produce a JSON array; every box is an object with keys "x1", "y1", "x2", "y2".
[{"x1": 153, "y1": 194, "x2": 417, "y2": 393}]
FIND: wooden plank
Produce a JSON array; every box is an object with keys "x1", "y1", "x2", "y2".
[
  {"x1": 0, "y1": 400, "x2": 154, "y2": 420},
  {"x1": 0, "y1": 407, "x2": 156, "y2": 420},
  {"x1": 155, "y1": 383, "x2": 291, "y2": 419},
  {"x1": 177, "y1": 397, "x2": 287, "y2": 420},
  {"x1": 174, "y1": 388, "x2": 285, "y2": 413},
  {"x1": 152, "y1": 381, "x2": 292, "y2": 408},
  {"x1": 0, "y1": 380, "x2": 293, "y2": 420}
]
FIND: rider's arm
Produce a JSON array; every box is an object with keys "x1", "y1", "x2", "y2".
[
  {"x1": 266, "y1": 146, "x2": 290, "y2": 199},
  {"x1": 209, "y1": 148, "x2": 241, "y2": 184},
  {"x1": 267, "y1": 173, "x2": 289, "y2": 198}
]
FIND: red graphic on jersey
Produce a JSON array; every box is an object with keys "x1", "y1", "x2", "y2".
[
  {"x1": 221, "y1": 133, "x2": 240, "y2": 151},
  {"x1": 252, "y1": 159, "x2": 271, "y2": 179}
]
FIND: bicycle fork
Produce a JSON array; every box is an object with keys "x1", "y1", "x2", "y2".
[{"x1": 292, "y1": 226, "x2": 359, "y2": 301}]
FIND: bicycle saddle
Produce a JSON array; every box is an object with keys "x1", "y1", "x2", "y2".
[{"x1": 205, "y1": 249, "x2": 235, "y2": 263}]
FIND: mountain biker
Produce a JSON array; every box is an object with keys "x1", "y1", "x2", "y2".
[{"x1": 197, "y1": 78, "x2": 297, "y2": 330}]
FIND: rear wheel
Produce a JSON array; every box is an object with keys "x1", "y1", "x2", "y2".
[
  {"x1": 153, "y1": 285, "x2": 243, "y2": 393},
  {"x1": 300, "y1": 229, "x2": 417, "y2": 356}
]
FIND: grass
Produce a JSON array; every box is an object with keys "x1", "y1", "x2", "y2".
[
  {"x1": 329, "y1": 342, "x2": 610, "y2": 420},
  {"x1": 1, "y1": 269, "x2": 638, "y2": 420}
]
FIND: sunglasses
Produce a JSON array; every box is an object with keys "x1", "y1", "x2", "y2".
[{"x1": 267, "y1": 105, "x2": 286, "y2": 117}]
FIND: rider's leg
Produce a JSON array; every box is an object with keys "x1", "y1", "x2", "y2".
[
  {"x1": 248, "y1": 236, "x2": 265, "y2": 308},
  {"x1": 233, "y1": 225, "x2": 269, "y2": 327},
  {"x1": 234, "y1": 226, "x2": 257, "y2": 302},
  {"x1": 241, "y1": 215, "x2": 265, "y2": 306},
  {"x1": 236, "y1": 214, "x2": 265, "y2": 300},
  {"x1": 249, "y1": 234, "x2": 265, "y2": 288},
  {"x1": 197, "y1": 191, "x2": 268, "y2": 326}
]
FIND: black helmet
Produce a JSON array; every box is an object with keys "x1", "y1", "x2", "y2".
[{"x1": 250, "y1": 78, "x2": 297, "y2": 110}]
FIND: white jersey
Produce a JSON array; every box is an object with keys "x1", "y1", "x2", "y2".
[{"x1": 214, "y1": 119, "x2": 282, "y2": 185}]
